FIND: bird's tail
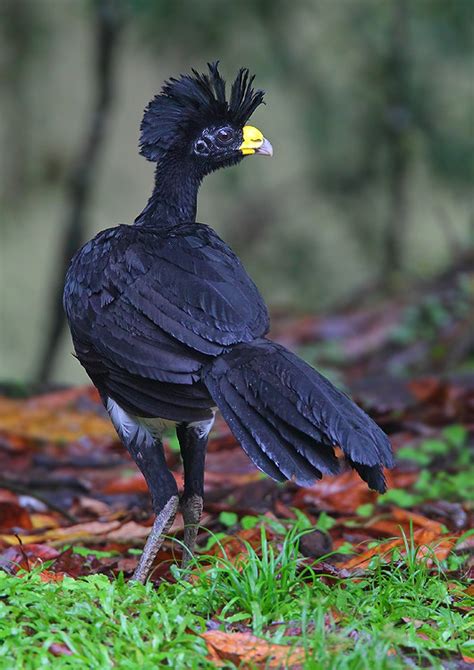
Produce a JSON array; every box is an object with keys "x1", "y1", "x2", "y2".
[{"x1": 202, "y1": 339, "x2": 393, "y2": 492}]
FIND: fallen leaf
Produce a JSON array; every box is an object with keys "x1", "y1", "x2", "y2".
[
  {"x1": 409, "y1": 377, "x2": 445, "y2": 404},
  {"x1": 75, "y1": 496, "x2": 111, "y2": 518},
  {"x1": 38, "y1": 570, "x2": 65, "y2": 583},
  {"x1": 0, "y1": 543, "x2": 60, "y2": 573},
  {"x1": 339, "y1": 529, "x2": 459, "y2": 571},
  {"x1": 101, "y1": 473, "x2": 148, "y2": 495},
  {"x1": 31, "y1": 386, "x2": 101, "y2": 410},
  {"x1": 201, "y1": 631, "x2": 304, "y2": 668},
  {"x1": 364, "y1": 507, "x2": 445, "y2": 538},
  {"x1": 293, "y1": 470, "x2": 378, "y2": 514},
  {"x1": 0, "y1": 520, "x2": 121, "y2": 546},
  {"x1": 102, "y1": 471, "x2": 181, "y2": 494},
  {"x1": 105, "y1": 521, "x2": 160, "y2": 543},
  {"x1": 0, "y1": 490, "x2": 19, "y2": 503},
  {"x1": 48, "y1": 642, "x2": 73, "y2": 656},
  {"x1": 390, "y1": 508, "x2": 445, "y2": 534},
  {"x1": 0, "y1": 501, "x2": 33, "y2": 531},
  {"x1": 208, "y1": 527, "x2": 272, "y2": 562},
  {"x1": 30, "y1": 514, "x2": 59, "y2": 530},
  {"x1": 0, "y1": 395, "x2": 117, "y2": 446}
]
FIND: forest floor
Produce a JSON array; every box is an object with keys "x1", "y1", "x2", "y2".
[{"x1": 0, "y1": 265, "x2": 473, "y2": 669}]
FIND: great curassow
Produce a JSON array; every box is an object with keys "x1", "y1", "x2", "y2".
[{"x1": 64, "y1": 63, "x2": 393, "y2": 582}]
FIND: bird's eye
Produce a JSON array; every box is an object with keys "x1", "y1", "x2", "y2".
[{"x1": 217, "y1": 128, "x2": 233, "y2": 145}]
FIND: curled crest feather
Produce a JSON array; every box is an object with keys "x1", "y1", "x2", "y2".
[{"x1": 139, "y1": 62, "x2": 265, "y2": 162}]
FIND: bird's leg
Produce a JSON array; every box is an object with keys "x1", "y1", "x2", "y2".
[
  {"x1": 106, "y1": 401, "x2": 179, "y2": 583},
  {"x1": 176, "y1": 420, "x2": 212, "y2": 568},
  {"x1": 132, "y1": 485, "x2": 179, "y2": 583},
  {"x1": 130, "y1": 433, "x2": 179, "y2": 582}
]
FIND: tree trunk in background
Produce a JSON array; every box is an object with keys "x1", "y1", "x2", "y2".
[
  {"x1": 35, "y1": 0, "x2": 123, "y2": 383},
  {"x1": 383, "y1": 0, "x2": 410, "y2": 287},
  {"x1": 0, "y1": 0, "x2": 37, "y2": 205}
]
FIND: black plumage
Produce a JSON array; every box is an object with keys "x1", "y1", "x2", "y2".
[{"x1": 64, "y1": 63, "x2": 392, "y2": 581}]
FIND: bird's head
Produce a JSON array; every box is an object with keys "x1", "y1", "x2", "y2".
[{"x1": 139, "y1": 62, "x2": 272, "y2": 177}]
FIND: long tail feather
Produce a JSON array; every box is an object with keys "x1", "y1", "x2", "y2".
[{"x1": 203, "y1": 339, "x2": 393, "y2": 492}]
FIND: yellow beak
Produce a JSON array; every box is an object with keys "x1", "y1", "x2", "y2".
[{"x1": 239, "y1": 125, "x2": 273, "y2": 156}]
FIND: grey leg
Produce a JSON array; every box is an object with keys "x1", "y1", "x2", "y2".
[
  {"x1": 180, "y1": 494, "x2": 203, "y2": 568},
  {"x1": 132, "y1": 495, "x2": 179, "y2": 583},
  {"x1": 106, "y1": 399, "x2": 179, "y2": 583},
  {"x1": 176, "y1": 419, "x2": 212, "y2": 567},
  {"x1": 130, "y1": 436, "x2": 179, "y2": 582}
]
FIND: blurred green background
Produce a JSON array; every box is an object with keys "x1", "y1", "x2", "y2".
[{"x1": 0, "y1": 0, "x2": 473, "y2": 384}]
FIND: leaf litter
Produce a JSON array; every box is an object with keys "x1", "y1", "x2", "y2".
[{"x1": 1, "y1": 275, "x2": 473, "y2": 668}]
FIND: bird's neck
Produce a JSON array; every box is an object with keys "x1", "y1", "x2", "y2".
[{"x1": 134, "y1": 158, "x2": 202, "y2": 227}]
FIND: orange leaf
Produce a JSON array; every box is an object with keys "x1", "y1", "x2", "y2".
[
  {"x1": 0, "y1": 395, "x2": 117, "y2": 446},
  {"x1": 38, "y1": 570, "x2": 65, "y2": 583},
  {"x1": 30, "y1": 514, "x2": 59, "y2": 530},
  {"x1": 102, "y1": 471, "x2": 181, "y2": 494},
  {"x1": 201, "y1": 631, "x2": 304, "y2": 668},
  {"x1": 208, "y1": 527, "x2": 272, "y2": 562},
  {"x1": 339, "y1": 529, "x2": 459, "y2": 571},
  {"x1": 294, "y1": 470, "x2": 378, "y2": 514},
  {"x1": 102, "y1": 473, "x2": 148, "y2": 495},
  {"x1": 365, "y1": 508, "x2": 445, "y2": 538},
  {"x1": 0, "y1": 520, "x2": 121, "y2": 546},
  {"x1": 390, "y1": 508, "x2": 444, "y2": 535},
  {"x1": 408, "y1": 377, "x2": 444, "y2": 403},
  {"x1": 0, "y1": 501, "x2": 33, "y2": 532}
]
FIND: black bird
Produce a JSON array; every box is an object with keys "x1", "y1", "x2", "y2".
[{"x1": 64, "y1": 63, "x2": 393, "y2": 582}]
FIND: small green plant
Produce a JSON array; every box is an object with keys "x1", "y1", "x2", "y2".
[
  {"x1": 379, "y1": 488, "x2": 419, "y2": 508},
  {"x1": 397, "y1": 424, "x2": 469, "y2": 468},
  {"x1": 391, "y1": 295, "x2": 451, "y2": 346},
  {"x1": 218, "y1": 511, "x2": 238, "y2": 528},
  {"x1": 1, "y1": 525, "x2": 472, "y2": 669}
]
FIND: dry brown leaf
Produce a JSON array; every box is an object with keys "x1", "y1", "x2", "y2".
[
  {"x1": 201, "y1": 631, "x2": 304, "y2": 668},
  {"x1": 339, "y1": 529, "x2": 459, "y2": 571},
  {"x1": 30, "y1": 386, "x2": 100, "y2": 410},
  {"x1": 364, "y1": 507, "x2": 445, "y2": 538},
  {"x1": 204, "y1": 472, "x2": 263, "y2": 487},
  {"x1": 102, "y1": 471, "x2": 181, "y2": 495},
  {"x1": 37, "y1": 570, "x2": 66, "y2": 583},
  {"x1": 30, "y1": 514, "x2": 59, "y2": 530},
  {"x1": 101, "y1": 473, "x2": 148, "y2": 494},
  {"x1": 97, "y1": 521, "x2": 152, "y2": 543},
  {"x1": 0, "y1": 490, "x2": 19, "y2": 504},
  {"x1": 75, "y1": 496, "x2": 111, "y2": 518},
  {"x1": 104, "y1": 519, "x2": 184, "y2": 543},
  {"x1": 294, "y1": 470, "x2": 378, "y2": 513},
  {"x1": 0, "y1": 396, "x2": 116, "y2": 445},
  {"x1": 0, "y1": 501, "x2": 33, "y2": 531},
  {"x1": 0, "y1": 543, "x2": 60, "y2": 573},
  {"x1": 208, "y1": 527, "x2": 272, "y2": 562},
  {"x1": 0, "y1": 517, "x2": 187, "y2": 549},
  {"x1": 408, "y1": 377, "x2": 444, "y2": 403},
  {"x1": 390, "y1": 508, "x2": 445, "y2": 534},
  {"x1": 0, "y1": 520, "x2": 121, "y2": 546}
]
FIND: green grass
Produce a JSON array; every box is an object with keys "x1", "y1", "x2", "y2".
[
  {"x1": 382, "y1": 425, "x2": 474, "y2": 507},
  {"x1": 1, "y1": 525, "x2": 472, "y2": 669}
]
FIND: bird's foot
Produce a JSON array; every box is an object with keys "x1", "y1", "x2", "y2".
[
  {"x1": 180, "y1": 494, "x2": 203, "y2": 568},
  {"x1": 131, "y1": 495, "x2": 179, "y2": 583}
]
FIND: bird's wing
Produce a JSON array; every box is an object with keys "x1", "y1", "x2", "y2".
[{"x1": 64, "y1": 223, "x2": 270, "y2": 385}]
